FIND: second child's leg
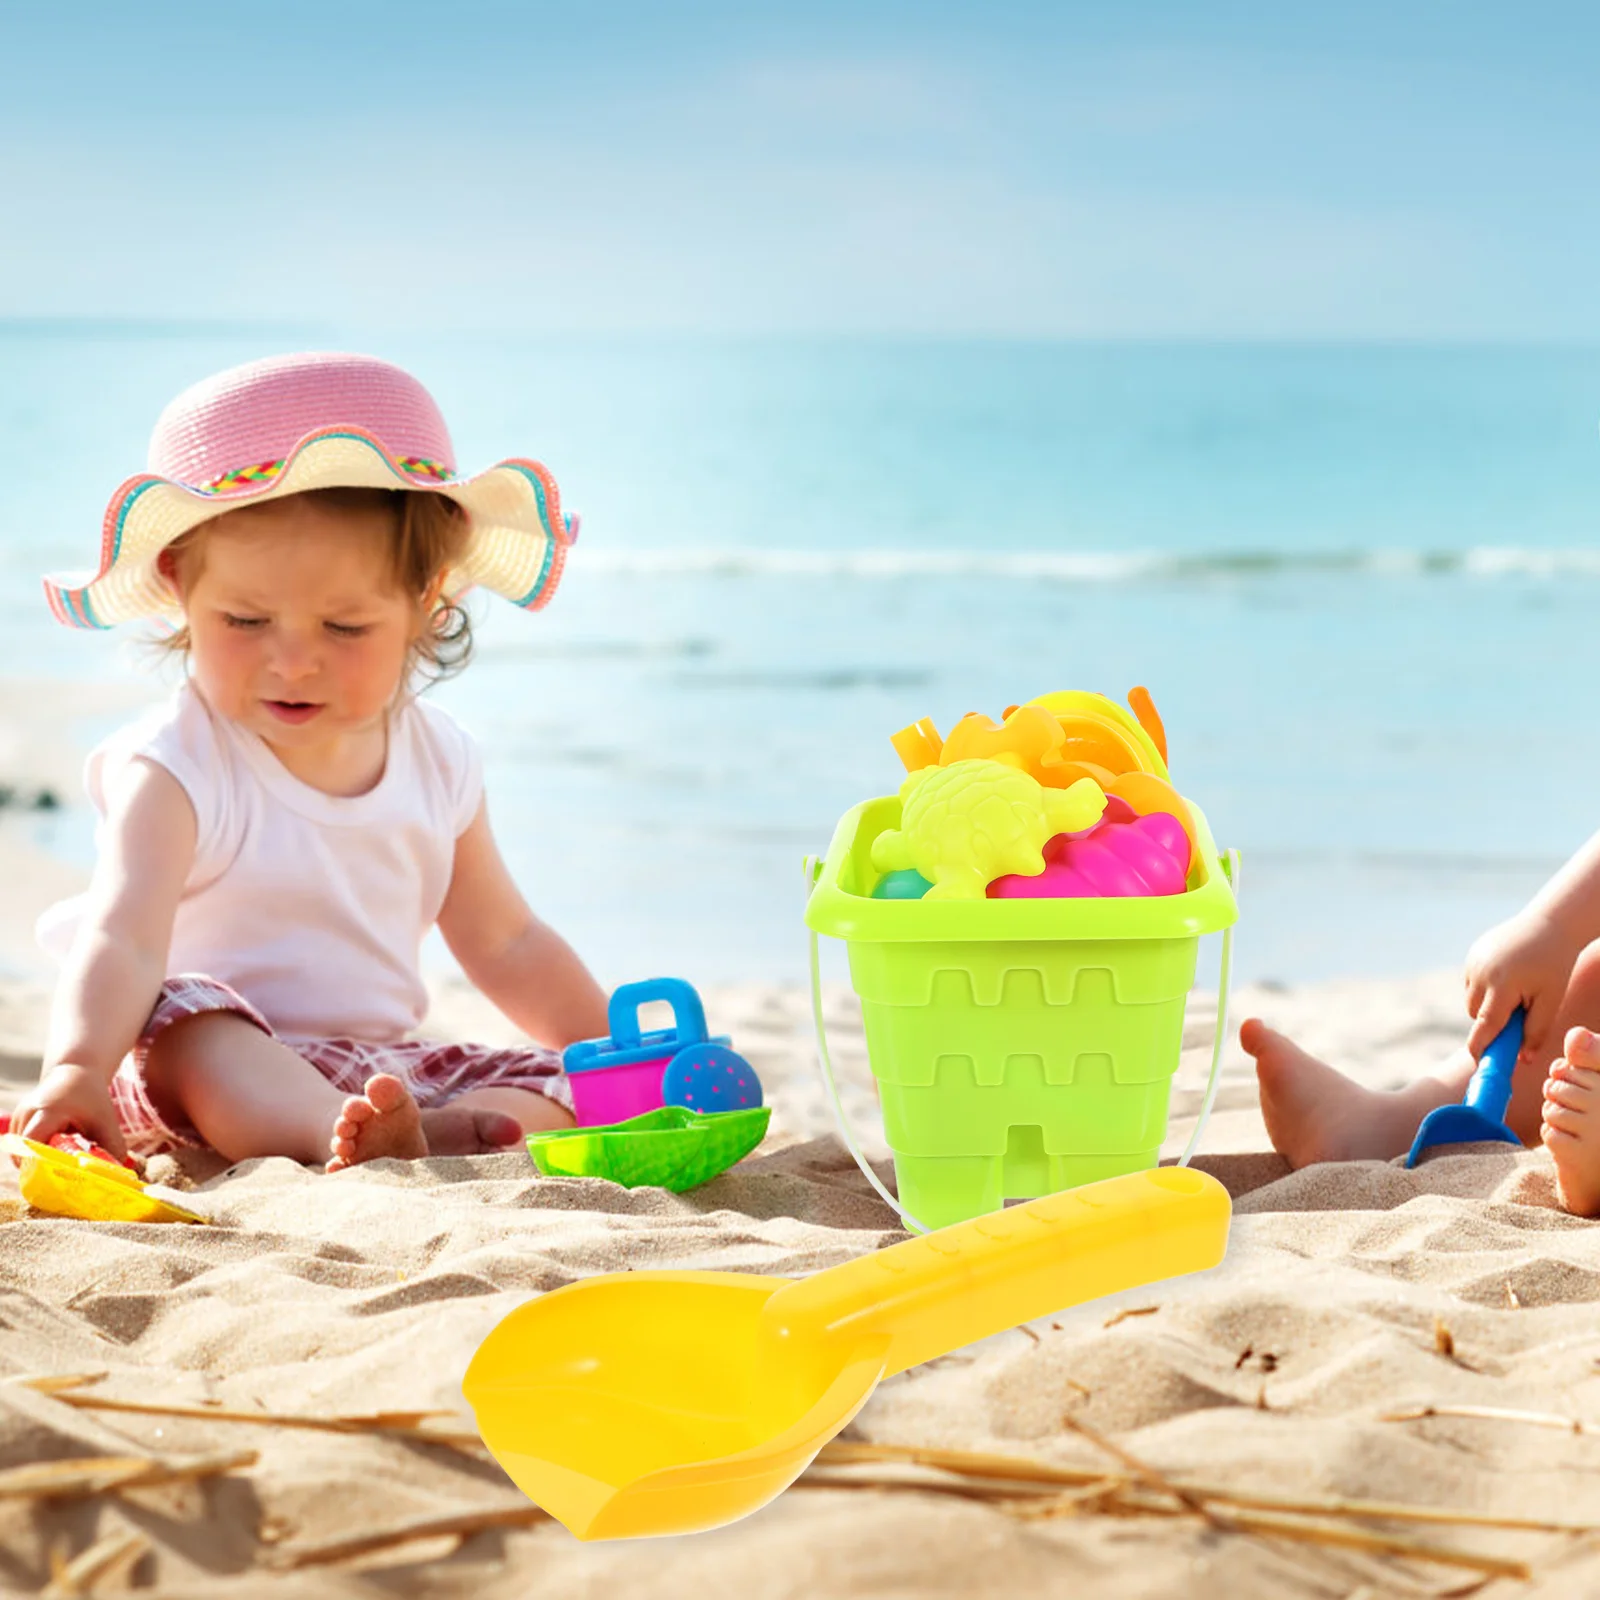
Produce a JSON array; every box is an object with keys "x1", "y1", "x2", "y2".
[
  {"x1": 1243, "y1": 939, "x2": 1600, "y2": 1169},
  {"x1": 1241, "y1": 1019, "x2": 1471, "y2": 1166}
]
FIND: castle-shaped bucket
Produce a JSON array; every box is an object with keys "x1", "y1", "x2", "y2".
[{"x1": 805, "y1": 795, "x2": 1238, "y2": 1231}]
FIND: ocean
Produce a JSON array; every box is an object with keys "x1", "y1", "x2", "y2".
[{"x1": 5, "y1": 328, "x2": 1600, "y2": 1000}]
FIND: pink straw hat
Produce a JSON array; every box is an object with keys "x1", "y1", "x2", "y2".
[{"x1": 43, "y1": 351, "x2": 578, "y2": 629}]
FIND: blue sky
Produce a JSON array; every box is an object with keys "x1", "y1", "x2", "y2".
[{"x1": 4, "y1": 1, "x2": 1599, "y2": 337}]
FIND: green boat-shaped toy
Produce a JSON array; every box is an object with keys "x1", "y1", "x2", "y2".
[{"x1": 526, "y1": 1105, "x2": 771, "y2": 1192}]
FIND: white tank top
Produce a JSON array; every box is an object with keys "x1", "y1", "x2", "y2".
[{"x1": 36, "y1": 682, "x2": 483, "y2": 1043}]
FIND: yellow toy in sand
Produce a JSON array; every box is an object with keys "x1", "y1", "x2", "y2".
[
  {"x1": 2, "y1": 1134, "x2": 208, "y2": 1225},
  {"x1": 871, "y1": 760, "x2": 1107, "y2": 900}
]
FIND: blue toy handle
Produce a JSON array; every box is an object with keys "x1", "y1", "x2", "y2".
[
  {"x1": 606, "y1": 978, "x2": 709, "y2": 1050},
  {"x1": 1466, "y1": 1007, "x2": 1525, "y2": 1124}
]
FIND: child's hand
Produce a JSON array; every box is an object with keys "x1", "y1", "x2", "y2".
[
  {"x1": 1464, "y1": 909, "x2": 1582, "y2": 1068},
  {"x1": 10, "y1": 1063, "x2": 129, "y2": 1163}
]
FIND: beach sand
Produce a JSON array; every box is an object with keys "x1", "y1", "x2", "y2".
[{"x1": 4, "y1": 690, "x2": 1600, "y2": 1595}]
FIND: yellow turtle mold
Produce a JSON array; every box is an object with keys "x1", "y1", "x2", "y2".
[{"x1": 869, "y1": 760, "x2": 1106, "y2": 900}]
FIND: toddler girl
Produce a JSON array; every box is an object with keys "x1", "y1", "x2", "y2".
[
  {"x1": 1241, "y1": 836, "x2": 1600, "y2": 1215},
  {"x1": 15, "y1": 351, "x2": 608, "y2": 1172}
]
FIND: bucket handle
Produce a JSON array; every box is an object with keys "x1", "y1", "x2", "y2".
[{"x1": 804, "y1": 848, "x2": 1241, "y2": 1235}]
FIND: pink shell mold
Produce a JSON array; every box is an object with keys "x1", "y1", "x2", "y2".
[{"x1": 988, "y1": 802, "x2": 1192, "y2": 899}]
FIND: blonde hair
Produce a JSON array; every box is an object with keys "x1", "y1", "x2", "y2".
[{"x1": 152, "y1": 487, "x2": 475, "y2": 689}]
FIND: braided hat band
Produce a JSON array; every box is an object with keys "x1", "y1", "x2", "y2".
[{"x1": 43, "y1": 352, "x2": 577, "y2": 630}]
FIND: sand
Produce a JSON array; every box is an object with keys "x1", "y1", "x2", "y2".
[{"x1": 4, "y1": 685, "x2": 1600, "y2": 1596}]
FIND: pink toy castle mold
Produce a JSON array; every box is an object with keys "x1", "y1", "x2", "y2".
[{"x1": 988, "y1": 807, "x2": 1191, "y2": 899}]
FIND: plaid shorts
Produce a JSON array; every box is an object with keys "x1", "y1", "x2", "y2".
[{"x1": 111, "y1": 973, "x2": 573, "y2": 1158}]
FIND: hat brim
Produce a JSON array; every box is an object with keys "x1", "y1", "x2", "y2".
[{"x1": 43, "y1": 426, "x2": 576, "y2": 629}]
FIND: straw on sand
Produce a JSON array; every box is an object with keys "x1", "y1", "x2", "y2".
[{"x1": 807, "y1": 1433, "x2": 1591, "y2": 1583}]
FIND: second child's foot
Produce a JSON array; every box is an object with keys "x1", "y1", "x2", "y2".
[
  {"x1": 1240, "y1": 1017, "x2": 1431, "y2": 1167},
  {"x1": 1542, "y1": 1028, "x2": 1600, "y2": 1217},
  {"x1": 327, "y1": 1073, "x2": 427, "y2": 1171}
]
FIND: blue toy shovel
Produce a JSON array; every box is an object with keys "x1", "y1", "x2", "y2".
[{"x1": 1404, "y1": 1006, "x2": 1525, "y2": 1168}]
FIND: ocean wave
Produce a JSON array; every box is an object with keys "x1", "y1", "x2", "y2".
[{"x1": 571, "y1": 546, "x2": 1600, "y2": 582}]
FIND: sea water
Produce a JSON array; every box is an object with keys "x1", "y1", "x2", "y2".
[{"x1": 4, "y1": 328, "x2": 1600, "y2": 993}]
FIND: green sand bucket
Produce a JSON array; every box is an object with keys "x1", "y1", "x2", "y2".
[
  {"x1": 527, "y1": 1105, "x2": 771, "y2": 1192},
  {"x1": 804, "y1": 796, "x2": 1238, "y2": 1232}
]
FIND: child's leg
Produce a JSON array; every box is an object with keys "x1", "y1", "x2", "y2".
[
  {"x1": 143, "y1": 1011, "x2": 351, "y2": 1166},
  {"x1": 1243, "y1": 939, "x2": 1600, "y2": 1170},
  {"x1": 1241, "y1": 1019, "x2": 1472, "y2": 1166}
]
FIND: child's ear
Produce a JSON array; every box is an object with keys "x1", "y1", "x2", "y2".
[{"x1": 155, "y1": 547, "x2": 182, "y2": 598}]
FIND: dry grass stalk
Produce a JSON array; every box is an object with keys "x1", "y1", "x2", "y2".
[
  {"x1": 996, "y1": 1478, "x2": 1127, "y2": 1517},
  {"x1": 15, "y1": 1379, "x2": 483, "y2": 1449},
  {"x1": 822, "y1": 1440, "x2": 1594, "y2": 1536},
  {"x1": 41, "y1": 1528, "x2": 151, "y2": 1597},
  {"x1": 1062, "y1": 1493, "x2": 1531, "y2": 1581},
  {"x1": 800, "y1": 1466, "x2": 1123, "y2": 1504},
  {"x1": 271, "y1": 1503, "x2": 549, "y2": 1569},
  {"x1": 812, "y1": 1445, "x2": 1531, "y2": 1579},
  {"x1": 113, "y1": 1448, "x2": 259, "y2": 1494},
  {"x1": 1103, "y1": 1305, "x2": 1160, "y2": 1329},
  {"x1": 1059, "y1": 1409, "x2": 1227, "y2": 1528},
  {"x1": 1155, "y1": 1484, "x2": 1586, "y2": 1537},
  {"x1": 0, "y1": 1457, "x2": 154, "y2": 1500},
  {"x1": 1384, "y1": 1403, "x2": 1594, "y2": 1436},
  {"x1": 820, "y1": 1440, "x2": 1105, "y2": 1488},
  {"x1": 0, "y1": 1448, "x2": 255, "y2": 1502},
  {"x1": 799, "y1": 1471, "x2": 1048, "y2": 1503},
  {"x1": 7, "y1": 1372, "x2": 107, "y2": 1395}
]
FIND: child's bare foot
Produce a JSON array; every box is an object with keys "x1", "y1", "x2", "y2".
[
  {"x1": 326, "y1": 1074, "x2": 526, "y2": 1170},
  {"x1": 1240, "y1": 1017, "x2": 1446, "y2": 1167},
  {"x1": 327, "y1": 1073, "x2": 428, "y2": 1171},
  {"x1": 1541, "y1": 1028, "x2": 1600, "y2": 1217},
  {"x1": 417, "y1": 1104, "x2": 525, "y2": 1156}
]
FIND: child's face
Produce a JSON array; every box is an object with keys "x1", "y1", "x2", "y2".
[{"x1": 177, "y1": 497, "x2": 422, "y2": 754}]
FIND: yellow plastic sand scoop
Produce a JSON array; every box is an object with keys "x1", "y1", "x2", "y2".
[
  {"x1": 463, "y1": 1165, "x2": 1229, "y2": 1540},
  {"x1": 2, "y1": 1134, "x2": 209, "y2": 1225}
]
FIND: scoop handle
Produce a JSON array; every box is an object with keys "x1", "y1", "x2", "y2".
[
  {"x1": 764, "y1": 1167, "x2": 1230, "y2": 1378},
  {"x1": 1465, "y1": 1007, "x2": 1524, "y2": 1123}
]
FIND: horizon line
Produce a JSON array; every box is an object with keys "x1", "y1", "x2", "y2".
[{"x1": 5, "y1": 317, "x2": 1600, "y2": 351}]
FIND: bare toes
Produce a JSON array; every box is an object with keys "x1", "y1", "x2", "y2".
[
  {"x1": 1565, "y1": 1028, "x2": 1600, "y2": 1069},
  {"x1": 322, "y1": 1076, "x2": 426, "y2": 1171},
  {"x1": 364, "y1": 1073, "x2": 411, "y2": 1113}
]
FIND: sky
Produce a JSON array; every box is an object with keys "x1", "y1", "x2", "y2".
[{"x1": 3, "y1": 1, "x2": 1600, "y2": 338}]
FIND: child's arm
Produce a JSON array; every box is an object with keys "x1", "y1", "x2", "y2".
[
  {"x1": 1466, "y1": 825, "x2": 1600, "y2": 1064},
  {"x1": 436, "y1": 800, "x2": 609, "y2": 1049},
  {"x1": 13, "y1": 761, "x2": 196, "y2": 1158}
]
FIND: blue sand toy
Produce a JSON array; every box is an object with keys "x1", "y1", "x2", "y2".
[
  {"x1": 1405, "y1": 1007, "x2": 1525, "y2": 1168},
  {"x1": 661, "y1": 1042, "x2": 763, "y2": 1114}
]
